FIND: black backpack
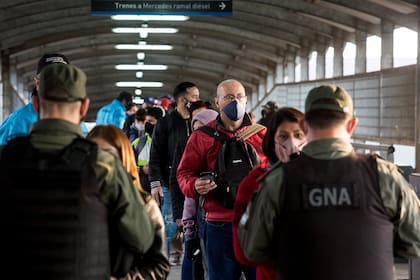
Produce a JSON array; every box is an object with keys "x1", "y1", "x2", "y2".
[
  {"x1": 199, "y1": 125, "x2": 264, "y2": 209},
  {"x1": 0, "y1": 136, "x2": 110, "y2": 279}
]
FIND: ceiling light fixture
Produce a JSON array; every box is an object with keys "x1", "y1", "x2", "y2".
[
  {"x1": 115, "y1": 44, "x2": 173, "y2": 50},
  {"x1": 136, "y1": 71, "x2": 144, "y2": 78},
  {"x1": 116, "y1": 64, "x2": 168, "y2": 70},
  {"x1": 135, "y1": 89, "x2": 142, "y2": 95},
  {"x1": 112, "y1": 27, "x2": 178, "y2": 34},
  {"x1": 111, "y1": 15, "x2": 189, "y2": 21},
  {"x1": 137, "y1": 52, "x2": 145, "y2": 60},
  {"x1": 133, "y1": 97, "x2": 144, "y2": 105},
  {"x1": 116, "y1": 81, "x2": 163, "y2": 88}
]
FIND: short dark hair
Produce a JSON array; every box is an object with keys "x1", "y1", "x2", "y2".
[
  {"x1": 117, "y1": 91, "x2": 133, "y2": 103},
  {"x1": 188, "y1": 100, "x2": 213, "y2": 118},
  {"x1": 145, "y1": 107, "x2": 164, "y2": 120},
  {"x1": 135, "y1": 108, "x2": 146, "y2": 121},
  {"x1": 262, "y1": 107, "x2": 305, "y2": 163},
  {"x1": 305, "y1": 108, "x2": 347, "y2": 129},
  {"x1": 125, "y1": 103, "x2": 136, "y2": 111},
  {"x1": 173, "y1": 82, "x2": 197, "y2": 100}
]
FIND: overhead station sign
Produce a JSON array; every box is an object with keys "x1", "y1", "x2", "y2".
[{"x1": 91, "y1": 0, "x2": 232, "y2": 16}]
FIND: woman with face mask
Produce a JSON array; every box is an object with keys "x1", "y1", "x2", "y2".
[{"x1": 232, "y1": 107, "x2": 307, "y2": 280}]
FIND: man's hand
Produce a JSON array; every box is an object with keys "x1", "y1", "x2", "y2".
[
  {"x1": 194, "y1": 178, "x2": 217, "y2": 195},
  {"x1": 142, "y1": 165, "x2": 149, "y2": 174},
  {"x1": 151, "y1": 186, "x2": 163, "y2": 206}
]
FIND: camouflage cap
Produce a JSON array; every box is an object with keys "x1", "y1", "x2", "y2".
[
  {"x1": 305, "y1": 85, "x2": 353, "y2": 116},
  {"x1": 38, "y1": 63, "x2": 87, "y2": 102}
]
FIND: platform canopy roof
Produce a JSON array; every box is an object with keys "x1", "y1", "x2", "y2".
[{"x1": 0, "y1": 0, "x2": 417, "y2": 119}]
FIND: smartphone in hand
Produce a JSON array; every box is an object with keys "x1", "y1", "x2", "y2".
[{"x1": 199, "y1": 171, "x2": 214, "y2": 181}]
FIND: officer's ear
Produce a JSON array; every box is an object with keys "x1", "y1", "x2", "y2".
[
  {"x1": 346, "y1": 117, "x2": 358, "y2": 135},
  {"x1": 80, "y1": 98, "x2": 90, "y2": 120},
  {"x1": 32, "y1": 95, "x2": 40, "y2": 114}
]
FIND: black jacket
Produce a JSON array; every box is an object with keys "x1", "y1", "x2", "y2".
[
  {"x1": 149, "y1": 110, "x2": 191, "y2": 188},
  {"x1": 169, "y1": 139, "x2": 188, "y2": 221}
]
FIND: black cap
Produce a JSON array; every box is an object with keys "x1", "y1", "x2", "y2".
[
  {"x1": 36, "y1": 53, "x2": 69, "y2": 74},
  {"x1": 262, "y1": 101, "x2": 280, "y2": 110}
]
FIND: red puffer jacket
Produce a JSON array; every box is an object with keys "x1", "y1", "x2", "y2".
[{"x1": 177, "y1": 116, "x2": 266, "y2": 222}]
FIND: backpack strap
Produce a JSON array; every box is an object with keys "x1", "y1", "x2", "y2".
[
  {"x1": 198, "y1": 124, "x2": 264, "y2": 142},
  {"x1": 198, "y1": 126, "x2": 230, "y2": 142},
  {"x1": 236, "y1": 123, "x2": 265, "y2": 141}
]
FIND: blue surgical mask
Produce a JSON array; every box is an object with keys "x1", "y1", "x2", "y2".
[{"x1": 222, "y1": 100, "x2": 245, "y2": 121}]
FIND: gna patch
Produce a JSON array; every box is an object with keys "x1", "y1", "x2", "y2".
[{"x1": 302, "y1": 183, "x2": 359, "y2": 209}]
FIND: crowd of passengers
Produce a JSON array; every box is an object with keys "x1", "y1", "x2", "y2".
[{"x1": 0, "y1": 53, "x2": 419, "y2": 280}]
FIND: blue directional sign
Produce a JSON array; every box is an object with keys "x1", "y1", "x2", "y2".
[{"x1": 91, "y1": 0, "x2": 232, "y2": 16}]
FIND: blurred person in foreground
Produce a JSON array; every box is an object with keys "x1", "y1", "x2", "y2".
[
  {"x1": 0, "y1": 63, "x2": 154, "y2": 279},
  {"x1": 238, "y1": 85, "x2": 420, "y2": 280},
  {"x1": 87, "y1": 125, "x2": 170, "y2": 280},
  {"x1": 232, "y1": 107, "x2": 306, "y2": 279}
]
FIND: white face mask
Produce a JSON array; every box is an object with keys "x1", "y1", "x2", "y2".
[
  {"x1": 275, "y1": 137, "x2": 306, "y2": 163},
  {"x1": 135, "y1": 123, "x2": 144, "y2": 132}
]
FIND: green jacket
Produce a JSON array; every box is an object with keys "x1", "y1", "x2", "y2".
[
  {"x1": 238, "y1": 137, "x2": 420, "y2": 262},
  {"x1": 0, "y1": 119, "x2": 154, "y2": 254}
]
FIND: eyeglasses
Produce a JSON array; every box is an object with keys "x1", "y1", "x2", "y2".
[{"x1": 218, "y1": 94, "x2": 247, "y2": 101}]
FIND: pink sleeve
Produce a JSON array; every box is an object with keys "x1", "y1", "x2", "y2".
[{"x1": 177, "y1": 132, "x2": 205, "y2": 199}]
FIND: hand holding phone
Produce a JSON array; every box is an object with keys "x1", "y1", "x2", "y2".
[
  {"x1": 199, "y1": 171, "x2": 214, "y2": 181},
  {"x1": 195, "y1": 171, "x2": 217, "y2": 195}
]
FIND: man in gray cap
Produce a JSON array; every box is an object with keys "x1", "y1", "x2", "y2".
[
  {"x1": 238, "y1": 84, "x2": 420, "y2": 280},
  {"x1": 0, "y1": 63, "x2": 154, "y2": 279}
]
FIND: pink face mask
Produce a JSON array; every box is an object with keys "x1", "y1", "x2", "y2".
[{"x1": 275, "y1": 137, "x2": 306, "y2": 163}]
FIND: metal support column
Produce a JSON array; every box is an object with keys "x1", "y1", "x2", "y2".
[
  {"x1": 274, "y1": 58, "x2": 284, "y2": 84},
  {"x1": 381, "y1": 20, "x2": 394, "y2": 69},
  {"x1": 316, "y1": 43, "x2": 326, "y2": 80},
  {"x1": 1, "y1": 50, "x2": 11, "y2": 120},
  {"x1": 355, "y1": 30, "x2": 367, "y2": 74},
  {"x1": 285, "y1": 47, "x2": 296, "y2": 83},
  {"x1": 415, "y1": 0, "x2": 420, "y2": 173},
  {"x1": 333, "y1": 39, "x2": 344, "y2": 77}
]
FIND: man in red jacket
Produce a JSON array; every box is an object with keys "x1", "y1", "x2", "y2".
[{"x1": 177, "y1": 79, "x2": 266, "y2": 280}]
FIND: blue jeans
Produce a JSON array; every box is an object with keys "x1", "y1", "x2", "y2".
[
  {"x1": 161, "y1": 186, "x2": 177, "y2": 257},
  {"x1": 181, "y1": 236, "x2": 194, "y2": 280},
  {"x1": 206, "y1": 221, "x2": 256, "y2": 280}
]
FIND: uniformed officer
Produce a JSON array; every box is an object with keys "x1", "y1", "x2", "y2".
[
  {"x1": 0, "y1": 63, "x2": 154, "y2": 279},
  {"x1": 238, "y1": 84, "x2": 420, "y2": 280}
]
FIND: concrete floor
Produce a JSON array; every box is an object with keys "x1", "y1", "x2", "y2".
[{"x1": 167, "y1": 263, "x2": 409, "y2": 280}]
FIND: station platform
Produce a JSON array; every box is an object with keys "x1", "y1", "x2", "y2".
[{"x1": 167, "y1": 263, "x2": 410, "y2": 280}]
